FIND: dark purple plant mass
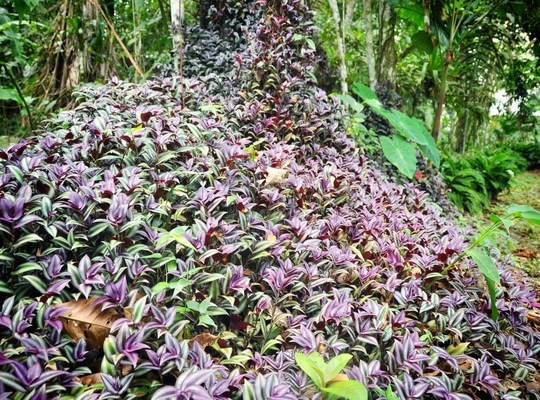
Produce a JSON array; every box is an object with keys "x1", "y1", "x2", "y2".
[{"x1": 1, "y1": 1, "x2": 539, "y2": 399}]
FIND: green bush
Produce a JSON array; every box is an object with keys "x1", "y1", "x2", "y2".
[
  {"x1": 441, "y1": 153, "x2": 488, "y2": 214},
  {"x1": 441, "y1": 147, "x2": 527, "y2": 213},
  {"x1": 509, "y1": 142, "x2": 540, "y2": 170},
  {"x1": 467, "y1": 148, "x2": 527, "y2": 200}
]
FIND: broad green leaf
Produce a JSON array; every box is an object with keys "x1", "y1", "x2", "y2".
[
  {"x1": 7, "y1": 165, "x2": 24, "y2": 183},
  {"x1": 0, "y1": 280, "x2": 11, "y2": 294},
  {"x1": 352, "y1": 83, "x2": 378, "y2": 101},
  {"x1": 242, "y1": 381, "x2": 256, "y2": 400},
  {"x1": 466, "y1": 248, "x2": 500, "y2": 283},
  {"x1": 295, "y1": 352, "x2": 324, "y2": 389},
  {"x1": 169, "y1": 232, "x2": 196, "y2": 250},
  {"x1": 507, "y1": 204, "x2": 537, "y2": 214},
  {"x1": 322, "y1": 380, "x2": 368, "y2": 400},
  {"x1": 324, "y1": 353, "x2": 352, "y2": 383},
  {"x1": 387, "y1": 109, "x2": 430, "y2": 146},
  {"x1": 521, "y1": 211, "x2": 540, "y2": 226},
  {"x1": 411, "y1": 30, "x2": 434, "y2": 54},
  {"x1": 0, "y1": 87, "x2": 21, "y2": 103},
  {"x1": 169, "y1": 279, "x2": 193, "y2": 297},
  {"x1": 380, "y1": 135, "x2": 417, "y2": 178}
]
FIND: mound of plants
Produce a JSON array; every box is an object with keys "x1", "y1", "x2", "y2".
[{"x1": 1, "y1": 1, "x2": 540, "y2": 399}]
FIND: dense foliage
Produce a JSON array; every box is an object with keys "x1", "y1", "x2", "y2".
[
  {"x1": 1, "y1": 1, "x2": 540, "y2": 400},
  {"x1": 441, "y1": 148, "x2": 528, "y2": 214}
]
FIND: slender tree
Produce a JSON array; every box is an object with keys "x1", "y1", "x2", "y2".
[
  {"x1": 170, "y1": 0, "x2": 184, "y2": 75},
  {"x1": 363, "y1": 0, "x2": 376, "y2": 86},
  {"x1": 328, "y1": 0, "x2": 348, "y2": 93}
]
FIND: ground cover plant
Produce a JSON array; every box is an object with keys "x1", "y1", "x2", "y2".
[{"x1": 1, "y1": 1, "x2": 540, "y2": 399}]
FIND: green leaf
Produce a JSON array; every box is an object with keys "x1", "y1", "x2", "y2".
[
  {"x1": 15, "y1": 262, "x2": 41, "y2": 274},
  {"x1": 485, "y1": 277, "x2": 499, "y2": 320},
  {"x1": 352, "y1": 83, "x2": 378, "y2": 101},
  {"x1": 508, "y1": 205, "x2": 540, "y2": 226},
  {"x1": 447, "y1": 342, "x2": 470, "y2": 356},
  {"x1": 22, "y1": 275, "x2": 46, "y2": 293},
  {"x1": 323, "y1": 354, "x2": 352, "y2": 383},
  {"x1": 13, "y1": 233, "x2": 43, "y2": 249},
  {"x1": 322, "y1": 380, "x2": 368, "y2": 400},
  {"x1": 489, "y1": 214, "x2": 513, "y2": 232},
  {"x1": 411, "y1": 30, "x2": 434, "y2": 54},
  {"x1": 386, "y1": 109, "x2": 429, "y2": 146},
  {"x1": 380, "y1": 135, "x2": 417, "y2": 178},
  {"x1": 131, "y1": 295, "x2": 147, "y2": 324},
  {"x1": 7, "y1": 165, "x2": 24, "y2": 183},
  {"x1": 466, "y1": 248, "x2": 500, "y2": 283},
  {"x1": 521, "y1": 211, "x2": 540, "y2": 226},
  {"x1": 169, "y1": 278, "x2": 193, "y2": 297},
  {"x1": 198, "y1": 314, "x2": 217, "y2": 328},
  {"x1": 151, "y1": 282, "x2": 169, "y2": 296},
  {"x1": 0, "y1": 87, "x2": 21, "y2": 103},
  {"x1": 295, "y1": 352, "x2": 324, "y2": 389},
  {"x1": 385, "y1": 384, "x2": 400, "y2": 400}
]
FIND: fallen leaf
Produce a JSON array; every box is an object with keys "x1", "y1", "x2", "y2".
[
  {"x1": 79, "y1": 373, "x2": 102, "y2": 385},
  {"x1": 58, "y1": 297, "x2": 120, "y2": 348},
  {"x1": 189, "y1": 333, "x2": 218, "y2": 349},
  {"x1": 265, "y1": 167, "x2": 288, "y2": 186},
  {"x1": 526, "y1": 309, "x2": 540, "y2": 325},
  {"x1": 458, "y1": 357, "x2": 473, "y2": 371}
]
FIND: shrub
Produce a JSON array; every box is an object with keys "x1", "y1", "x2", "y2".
[
  {"x1": 467, "y1": 148, "x2": 527, "y2": 201},
  {"x1": 510, "y1": 142, "x2": 540, "y2": 170},
  {"x1": 441, "y1": 153, "x2": 489, "y2": 214},
  {"x1": 1, "y1": 1, "x2": 540, "y2": 399},
  {"x1": 442, "y1": 148, "x2": 527, "y2": 213}
]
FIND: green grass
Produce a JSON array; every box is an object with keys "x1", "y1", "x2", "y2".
[
  {"x1": 478, "y1": 170, "x2": 540, "y2": 277},
  {"x1": 0, "y1": 135, "x2": 20, "y2": 148}
]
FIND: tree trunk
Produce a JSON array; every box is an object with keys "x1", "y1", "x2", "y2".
[
  {"x1": 344, "y1": 0, "x2": 355, "y2": 29},
  {"x1": 328, "y1": 0, "x2": 348, "y2": 93},
  {"x1": 170, "y1": 0, "x2": 184, "y2": 75},
  {"x1": 432, "y1": 51, "x2": 451, "y2": 142},
  {"x1": 376, "y1": 0, "x2": 397, "y2": 86},
  {"x1": 454, "y1": 109, "x2": 468, "y2": 153},
  {"x1": 363, "y1": 0, "x2": 376, "y2": 86}
]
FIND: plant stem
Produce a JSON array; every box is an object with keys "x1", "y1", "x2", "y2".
[
  {"x1": 443, "y1": 219, "x2": 509, "y2": 274},
  {"x1": 5, "y1": 66, "x2": 34, "y2": 133}
]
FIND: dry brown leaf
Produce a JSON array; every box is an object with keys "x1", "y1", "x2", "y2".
[
  {"x1": 458, "y1": 357, "x2": 473, "y2": 371},
  {"x1": 189, "y1": 333, "x2": 218, "y2": 349},
  {"x1": 58, "y1": 297, "x2": 120, "y2": 348},
  {"x1": 265, "y1": 167, "x2": 288, "y2": 186},
  {"x1": 526, "y1": 380, "x2": 540, "y2": 392},
  {"x1": 79, "y1": 373, "x2": 102, "y2": 385},
  {"x1": 526, "y1": 309, "x2": 540, "y2": 325},
  {"x1": 328, "y1": 374, "x2": 349, "y2": 383}
]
